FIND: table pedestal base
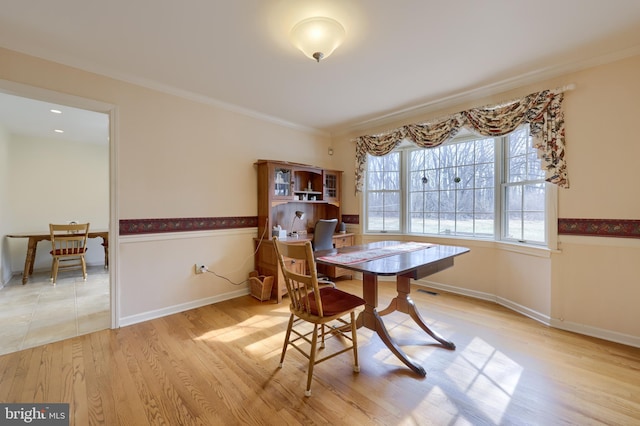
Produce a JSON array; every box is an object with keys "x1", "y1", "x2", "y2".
[{"x1": 358, "y1": 272, "x2": 455, "y2": 376}]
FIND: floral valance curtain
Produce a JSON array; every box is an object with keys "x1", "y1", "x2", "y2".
[{"x1": 354, "y1": 88, "x2": 569, "y2": 192}]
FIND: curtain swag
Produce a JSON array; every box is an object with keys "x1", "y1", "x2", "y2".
[{"x1": 354, "y1": 88, "x2": 569, "y2": 193}]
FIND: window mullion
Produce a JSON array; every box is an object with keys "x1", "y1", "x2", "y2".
[
  {"x1": 401, "y1": 149, "x2": 408, "y2": 233},
  {"x1": 496, "y1": 136, "x2": 505, "y2": 240}
]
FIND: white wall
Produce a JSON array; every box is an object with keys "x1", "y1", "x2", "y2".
[
  {"x1": 4, "y1": 134, "x2": 109, "y2": 275},
  {"x1": 0, "y1": 124, "x2": 10, "y2": 284}
]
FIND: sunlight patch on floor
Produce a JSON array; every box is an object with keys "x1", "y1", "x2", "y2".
[{"x1": 445, "y1": 336, "x2": 524, "y2": 424}]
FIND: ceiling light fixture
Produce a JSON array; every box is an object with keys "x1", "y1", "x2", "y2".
[
  {"x1": 290, "y1": 17, "x2": 345, "y2": 62},
  {"x1": 50, "y1": 109, "x2": 62, "y2": 114}
]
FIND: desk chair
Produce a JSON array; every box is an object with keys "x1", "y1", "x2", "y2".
[
  {"x1": 273, "y1": 237, "x2": 365, "y2": 397},
  {"x1": 312, "y1": 218, "x2": 338, "y2": 287},
  {"x1": 49, "y1": 223, "x2": 90, "y2": 285}
]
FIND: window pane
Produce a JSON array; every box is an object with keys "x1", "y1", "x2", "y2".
[
  {"x1": 383, "y1": 153, "x2": 399, "y2": 170},
  {"x1": 440, "y1": 213, "x2": 455, "y2": 235},
  {"x1": 475, "y1": 188, "x2": 494, "y2": 213},
  {"x1": 441, "y1": 167, "x2": 457, "y2": 190},
  {"x1": 409, "y1": 191, "x2": 424, "y2": 212},
  {"x1": 509, "y1": 155, "x2": 527, "y2": 182},
  {"x1": 385, "y1": 171, "x2": 400, "y2": 190},
  {"x1": 439, "y1": 191, "x2": 455, "y2": 212},
  {"x1": 476, "y1": 163, "x2": 494, "y2": 188},
  {"x1": 506, "y1": 212, "x2": 523, "y2": 240},
  {"x1": 457, "y1": 190, "x2": 474, "y2": 213},
  {"x1": 424, "y1": 213, "x2": 439, "y2": 234},
  {"x1": 425, "y1": 191, "x2": 439, "y2": 212},
  {"x1": 368, "y1": 192, "x2": 384, "y2": 210},
  {"x1": 527, "y1": 152, "x2": 545, "y2": 180},
  {"x1": 368, "y1": 212, "x2": 384, "y2": 231},
  {"x1": 506, "y1": 185, "x2": 522, "y2": 211},
  {"x1": 410, "y1": 212, "x2": 425, "y2": 233},
  {"x1": 441, "y1": 144, "x2": 456, "y2": 168},
  {"x1": 384, "y1": 191, "x2": 400, "y2": 212},
  {"x1": 523, "y1": 212, "x2": 545, "y2": 242},
  {"x1": 509, "y1": 129, "x2": 528, "y2": 157},
  {"x1": 475, "y1": 214, "x2": 494, "y2": 236},
  {"x1": 409, "y1": 170, "x2": 421, "y2": 191},
  {"x1": 457, "y1": 214, "x2": 474, "y2": 234},
  {"x1": 524, "y1": 183, "x2": 545, "y2": 210},
  {"x1": 425, "y1": 149, "x2": 439, "y2": 169},
  {"x1": 409, "y1": 150, "x2": 424, "y2": 172},
  {"x1": 368, "y1": 155, "x2": 385, "y2": 171},
  {"x1": 458, "y1": 165, "x2": 475, "y2": 189},
  {"x1": 475, "y1": 138, "x2": 495, "y2": 163},
  {"x1": 367, "y1": 171, "x2": 385, "y2": 190}
]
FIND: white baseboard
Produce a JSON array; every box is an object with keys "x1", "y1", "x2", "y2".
[
  {"x1": 548, "y1": 318, "x2": 640, "y2": 348},
  {"x1": 119, "y1": 287, "x2": 250, "y2": 327},
  {"x1": 417, "y1": 279, "x2": 640, "y2": 349}
]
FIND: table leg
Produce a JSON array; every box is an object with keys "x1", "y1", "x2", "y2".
[
  {"x1": 379, "y1": 274, "x2": 455, "y2": 349},
  {"x1": 21, "y1": 237, "x2": 38, "y2": 285},
  {"x1": 360, "y1": 273, "x2": 427, "y2": 376}
]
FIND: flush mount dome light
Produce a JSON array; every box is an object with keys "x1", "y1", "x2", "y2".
[{"x1": 290, "y1": 17, "x2": 345, "y2": 62}]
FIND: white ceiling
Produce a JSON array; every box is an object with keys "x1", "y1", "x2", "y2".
[
  {"x1": 1, "y1": 0, "x2": 640, "y2": 137},
  {"x1": 0, "y1": 92, "x2": 109, "y2": 145}
]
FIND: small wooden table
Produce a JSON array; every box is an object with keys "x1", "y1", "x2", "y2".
[
  {"x1": 315, "y1": 240, "x2": 470, "y2": 376},
  {"x1": 7, "y1": 230, "x2": 109, "y2": 284}
]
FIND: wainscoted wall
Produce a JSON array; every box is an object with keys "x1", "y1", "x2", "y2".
[
  {"x1": 117, "y1": 216, "x2": 640, "y2": 348},
  {"x1": 117, "y1": 227, "x2": 257, "y2": 326}
]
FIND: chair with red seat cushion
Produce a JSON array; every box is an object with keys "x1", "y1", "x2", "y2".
[
  {"x1": 273, "y1": 237, "x2": 365, "y2": 397},
  {"x1": 49, "y1": 222, "x2": 90, "y2": 285}
]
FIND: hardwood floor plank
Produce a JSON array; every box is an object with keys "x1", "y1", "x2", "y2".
[{"x1": 0, "y1": 279, "x2": 638, "y2": 425}]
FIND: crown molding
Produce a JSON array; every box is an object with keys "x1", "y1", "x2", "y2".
[{"x1": 331, "y1": 44, "x2": 640, "y2": 138}]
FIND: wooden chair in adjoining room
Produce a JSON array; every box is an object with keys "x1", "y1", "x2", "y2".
[
  {"x1": 273, "y1": 237, "x2": 365, "y2": 397},
  {"x1": 49, "y1": 222, "x2": 90, "y2": 285},
  {"x1": 101, "y1": 238, "x2": 108, "y2": 269}
]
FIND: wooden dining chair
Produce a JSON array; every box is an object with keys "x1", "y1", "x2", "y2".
[
  {"x1": 49, "y1": 222, "x2": 90, "y2": 285},
  {"x1": 273, "y1": 237, "x2": 365, "y2": 397}
]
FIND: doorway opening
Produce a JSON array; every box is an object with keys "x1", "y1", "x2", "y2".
[{"x1": 0, "y1": 84, "x2": 114, "y2": 355}]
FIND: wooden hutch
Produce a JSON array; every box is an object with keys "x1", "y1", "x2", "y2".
[{"x1": 254, "y1": 159, "x2": 354, "y2": 302}]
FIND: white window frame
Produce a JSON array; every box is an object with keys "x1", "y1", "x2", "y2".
[
  {"x1": 362, "y1": 127, "x2": 558, "y2": 249},
  {"x1": 363, "y1": 151, "x2": 402, "y2": 233}
]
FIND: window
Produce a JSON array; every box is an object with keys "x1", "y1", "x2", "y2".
[
  {"x1": 503, "y1": 128, "x2": 547, "y2": 243},
  {"x1": 364, "y1": 126, "x2": 551, "y2": 246},
  {"x1": 366, "y1": 152, "x2": 401, "y2": 232},
  {"x1": 408, "y1": 136, "x2": 495, "y2": 238}
]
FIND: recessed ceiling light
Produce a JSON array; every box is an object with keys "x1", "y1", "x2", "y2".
[
  {"x1": 50, "y1": 109, "x2": 62, "y2": 114},
  {"x1": 54, "y1": 129, "x2": 64, "y2": 133}
]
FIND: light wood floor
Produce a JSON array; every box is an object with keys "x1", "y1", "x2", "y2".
[{"x1": 1, "y1": 279, "x2": 638, "y2": 425}]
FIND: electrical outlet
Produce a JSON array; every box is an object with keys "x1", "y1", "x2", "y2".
[{"x1": 194, "y1": 264, "x2": 207, "y2": 274}]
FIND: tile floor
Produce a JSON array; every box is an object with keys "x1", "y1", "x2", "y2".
[{"x1": 0, "y1": 265, "x2": 110, "y2": 356}]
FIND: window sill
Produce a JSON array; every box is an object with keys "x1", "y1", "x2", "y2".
[{"x1": 363, "y1": 233, "x2": 558, "y2": 258}]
